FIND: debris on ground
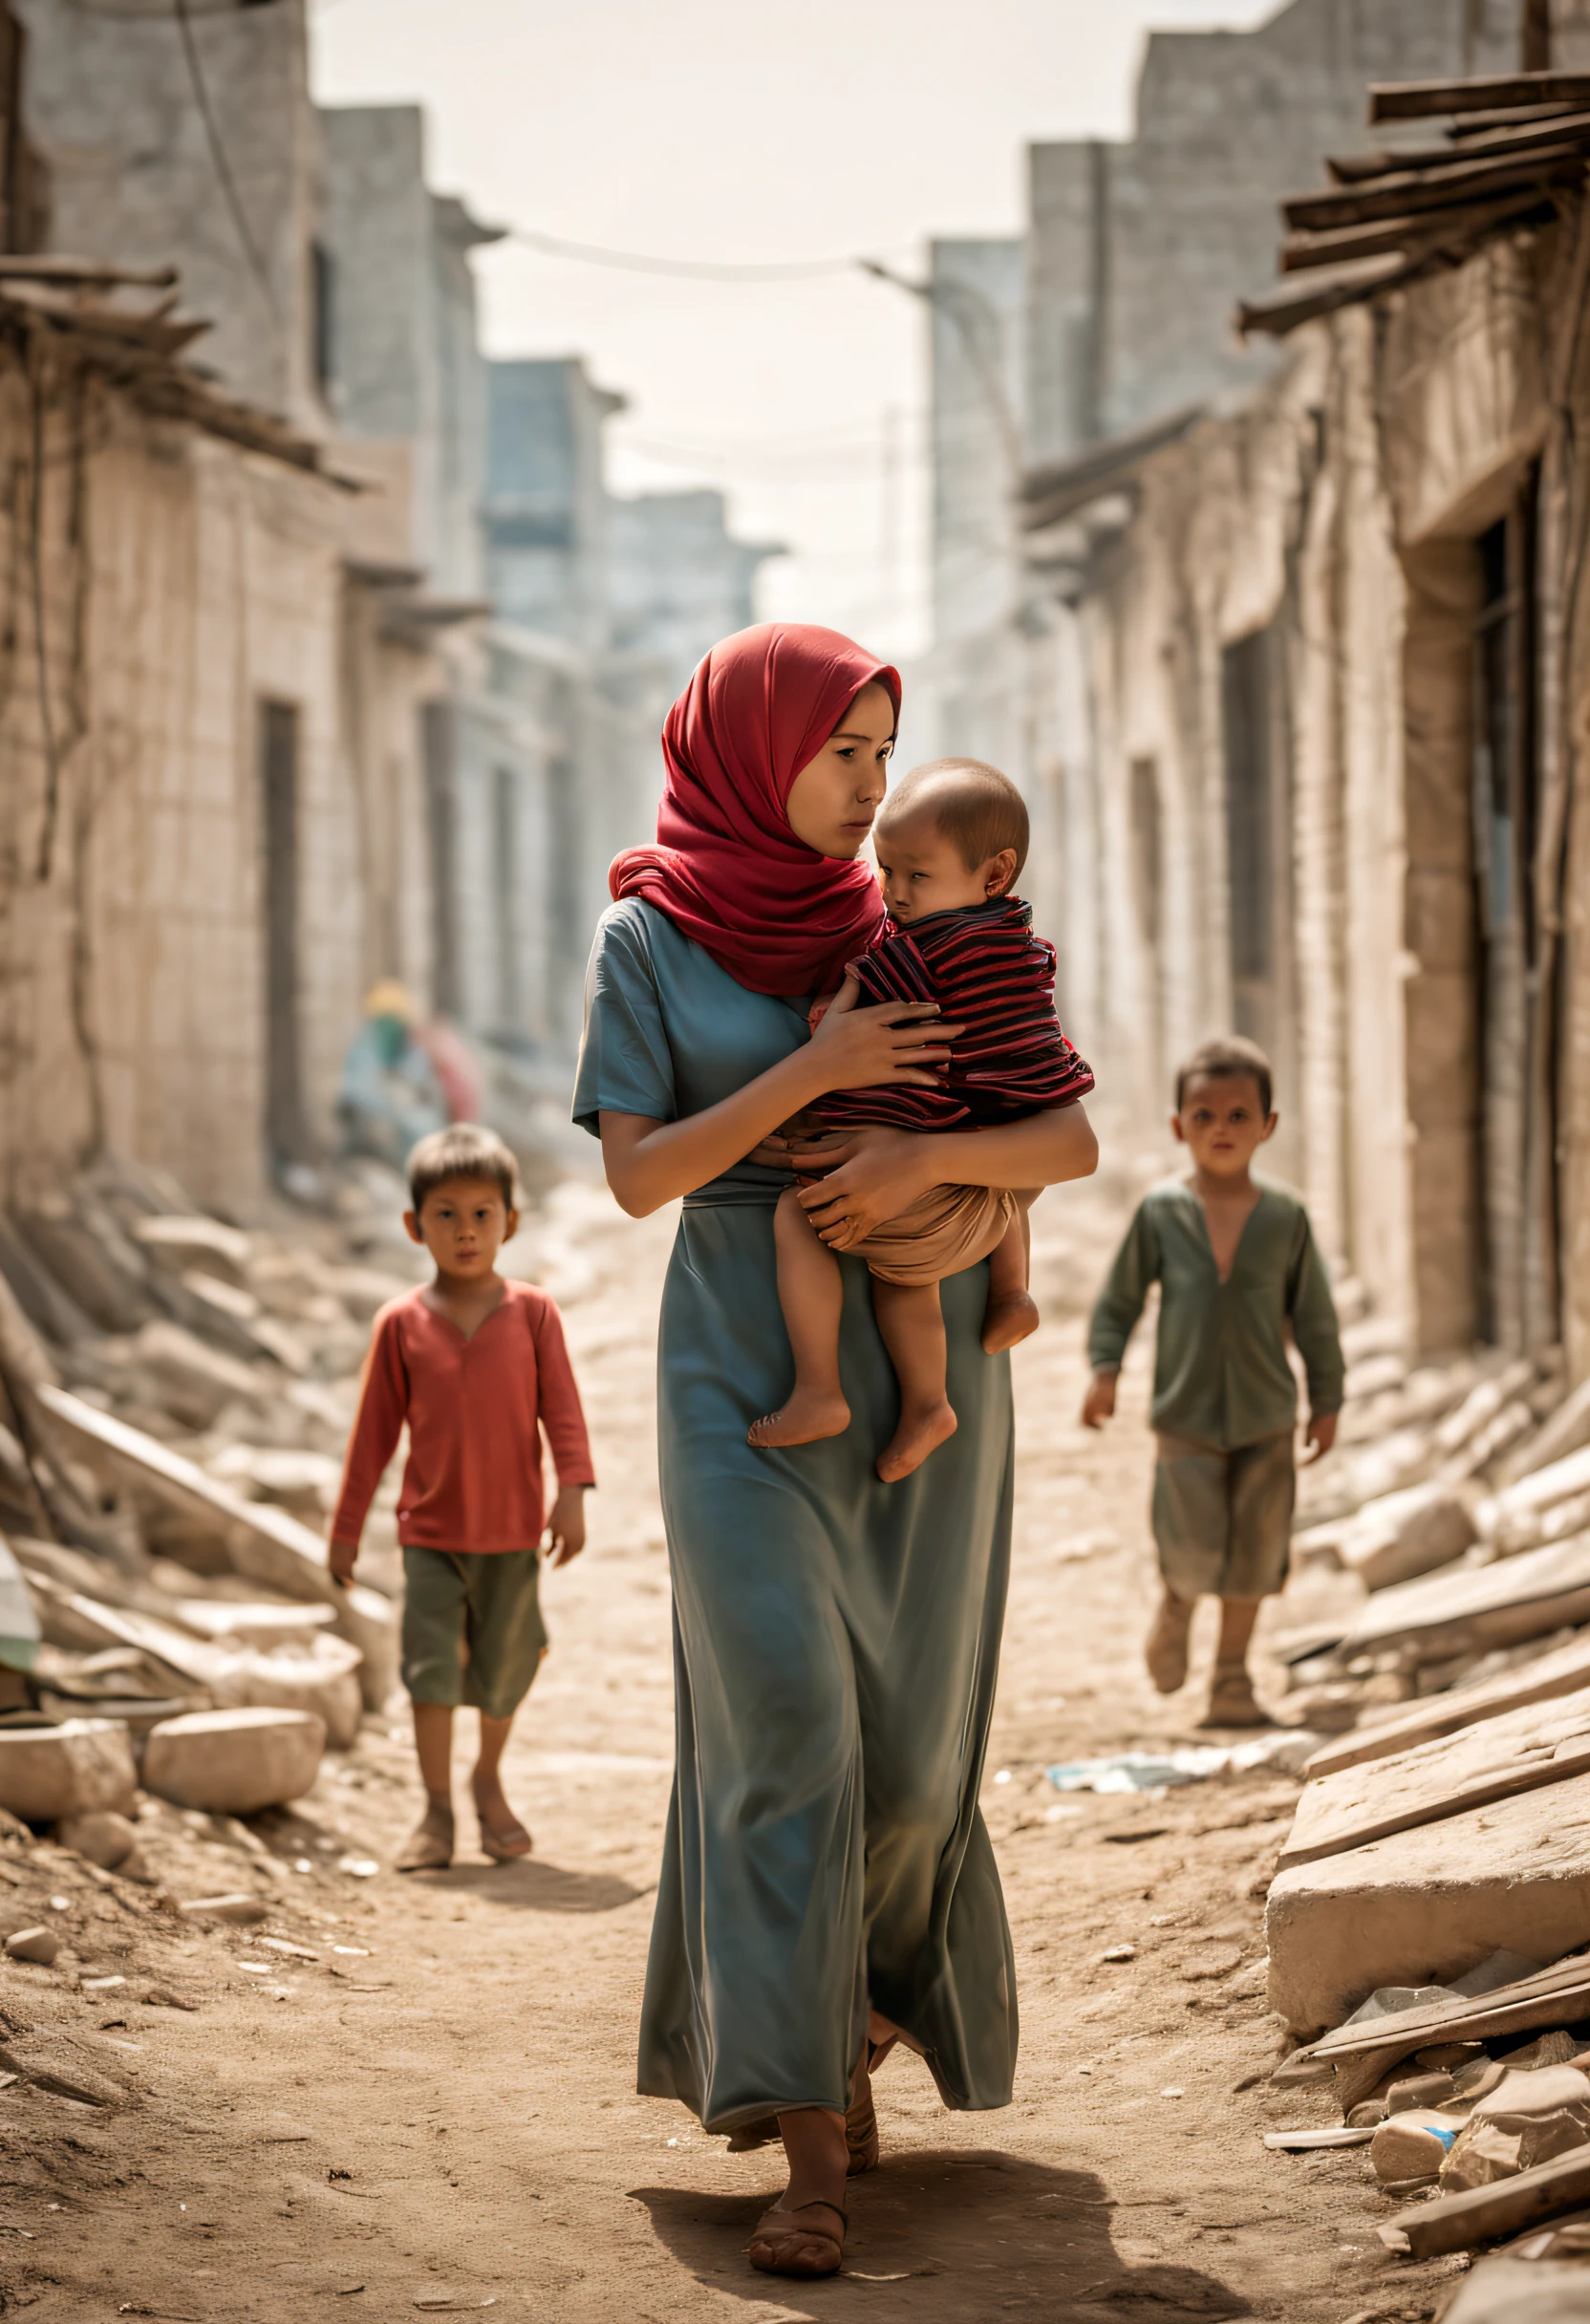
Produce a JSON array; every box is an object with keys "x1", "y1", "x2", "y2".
[{"x1": 1225, "y1": 1308, "x2": 1590, "y2": 2277}]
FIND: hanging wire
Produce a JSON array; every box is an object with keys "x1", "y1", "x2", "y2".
[
  {"x1": 171, "y1": 0, "x2": 281, "y2": 325},
  {"x1": 505, "y1": 226, "x2": 873, "y2": 283}
]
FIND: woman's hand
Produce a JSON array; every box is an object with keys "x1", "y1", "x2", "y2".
[
  {"x1": 786, "y1": 1127, "x2": 934, "y2": 1249},
  {"x1": 806, "y1": 972, "x2": 962, "y2": 1095}
]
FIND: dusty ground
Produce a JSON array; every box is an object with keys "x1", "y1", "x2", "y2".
[{"x1": 1, "y1": 1168, "x2": 1476, "y2": 2322}]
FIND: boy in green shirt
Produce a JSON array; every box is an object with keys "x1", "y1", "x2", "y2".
[{"x1": 1082, "y1": 1037, "x2": 1343, "y2": 1727}]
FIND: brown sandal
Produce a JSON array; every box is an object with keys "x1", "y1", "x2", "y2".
[
  {"x1": 396, "y1": 1804, "x2": 454, "y2": 1873},
  {"x1": 478, "y1": 1815, "x2": 533, "y2": 1862},
  {"x1": 748, "y1": 2198, "x2": 846, "y2": 2278}
]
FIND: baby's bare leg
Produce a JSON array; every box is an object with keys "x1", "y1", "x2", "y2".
[
  {"x1": 982, "y1": 1191, "x2": 1042, "y2": 1353},
  {"x1": 747, "y1": 1186, "x2": 852, "y2": 1449},
  {"x1": 871, "y1": 1277, "x2": 957, "y2": 1484}
]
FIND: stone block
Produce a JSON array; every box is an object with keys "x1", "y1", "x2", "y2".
[
  {"x1": 212, "y1": 1637, "x2": 363, "y2": 1749},
  {"x1": 55, "y1": 1809, "x2": 140, "y2": 1870},
  {"x1": 141, "y1": 1707, "x2": 325, "y2": 1815},
  {"x1": 4, "y1": 1926, "x2": 58, "y2": 1965},
  {"x1": 132, "y1": 1322, "x2": 265, "y2": 1429},
  {"x1": 1267, "y1": 1769, "x2": 1590, "y2": 2035},
  {"x1": 0, "y1": 1718, "x2": 137, "y2": 1822},
  {"x1": 1338, "y1": 1482, "x2": 1477, "y2": 1591}
]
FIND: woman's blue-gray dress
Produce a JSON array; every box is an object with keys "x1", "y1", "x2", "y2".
[{"x1": 573, "y1": 898, "x2": 1017, "y2": 2133}]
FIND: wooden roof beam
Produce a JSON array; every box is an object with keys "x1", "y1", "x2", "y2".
[
  {"x1": 1368, "y1": 71, "x2": 1590, "y2": 122},
  {"x1": 1283, "y1": 145, "x2": 1585, "y2": 233},
  {"x1": 1280, "y1": 185, "x2": 1564, "y2": 275},
  {"x1": 1327, "y1": 108, "x2": 1590, "y2": 182}
]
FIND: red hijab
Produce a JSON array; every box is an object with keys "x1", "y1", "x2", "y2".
[{"x1": 609, "y1": 622, "x2": 899, "y2": 997}]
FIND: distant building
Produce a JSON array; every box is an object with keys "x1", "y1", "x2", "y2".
[
  {"x1": 917, "y1": 0, "x2": 1533, "y2": 888},
  {"x1": 606, "y1": 488, "x2": 784, "y2": 704},
  {"x1": 0, "y1": 0, "x2": 771, "y2": 1201}
]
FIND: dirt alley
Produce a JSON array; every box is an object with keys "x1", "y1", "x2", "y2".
[{"x1": 4, "y1": 1163, "x2": 1475, "y2": 2324}]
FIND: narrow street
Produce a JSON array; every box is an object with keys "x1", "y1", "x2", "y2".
[{"x1": 5, "y1": 1174, "x2": 1470, "y2": 2324}]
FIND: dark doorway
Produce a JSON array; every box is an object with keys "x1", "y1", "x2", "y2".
[
  {"x1": 1472, "y1": 476, "x2": 1555, "y2": 1349},
  {"x1": 260, "y1": 699, "x2": 305, "y2": 1165},
  {"x1": 1221, "y1": 625, "x2": 1296, "y2": 1118},
  {"x1": 421, "y1": 700, "x2": 462, "y2": 1019}
]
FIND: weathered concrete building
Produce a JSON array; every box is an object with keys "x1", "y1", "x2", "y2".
[
  {"x1": 1018, "y1": 64, "x2": 1590, "y2": 1383},
  {"x1": 921, "y1": 0, "x2": 1540, "y2": 820},
  {"x1": 0, "y1": 3, "x2": 775, "y2": 1201},
  {"x1": 0, "y1": 277, "x2": 377, "y2": 1209}
]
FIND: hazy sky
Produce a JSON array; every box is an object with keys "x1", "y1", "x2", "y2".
[{"x1": 310, "y1": 0, "x2": 1277, "y2": 659}]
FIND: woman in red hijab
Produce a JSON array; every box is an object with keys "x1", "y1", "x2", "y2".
[{"x1": 574, "y1": 624, "x2": 1096, "y2": 2279}]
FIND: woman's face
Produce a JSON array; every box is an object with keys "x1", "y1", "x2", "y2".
[{"x1": 784, "y1": 681, "x2": 895, "y2": 859}]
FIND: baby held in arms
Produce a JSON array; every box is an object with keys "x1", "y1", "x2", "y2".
[{"x1": 748, "y1": 759, "x2": 1094, "y2": 1483}]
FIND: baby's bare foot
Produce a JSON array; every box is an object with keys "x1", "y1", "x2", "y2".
[
  {"x1": 748, "y1": 1391, "x2": 850, "y2": 1449},
  {"x1": 876, "y1": 1401, "x2": 957, "y2": 1483},
  {"x1": 981, "y1": 1290, "x2": 1040, "y2": 1353}
]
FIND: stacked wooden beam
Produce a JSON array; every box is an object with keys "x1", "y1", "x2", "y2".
[{"x1": 1238, "y1": 70, "x2": 1590, "y2": 338}]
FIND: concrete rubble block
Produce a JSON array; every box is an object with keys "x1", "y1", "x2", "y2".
[
  {"x1": 212, "y1": 1636, "x2": 364, "y2": 1750},
  {"x1": 1337, "y1": 1481, "x2": 1478, "y2": 1591},
  {"x1": 1338, "y1": 1531, "x2": 1590, "y2": 1667},
  {"x1": 1480, "y1": 1445, "x2": 1590, "y2": 1546},
  {"x1": 1267, "y1": 1769, "x2": 1590, "y2": 2036},
  {"x1": 175, "y1": 1600, "x2": 335, "y2": 1649},
  {"x1": 131, "y1": 1214, "x2": 253, "y2": 1283},
  {"x1": 1443, "y1": 2257, "x2": 1590, "y2": 2324},
  {"x1": 0, "y1": 1717, "x2": 137, "y2": 1821},
  {"x1": 178, "y1": 1892, "x2": 269, "y2": 1925},
  {"x1": 55, "y1": 1808, "x2": 140, "y2": 1870},
  {"x1": 4, "y1": 1926, "x2": 59, "y2": 1965},
  {"x1": 1305, "y1": 1633, "x2": 1590, "y2": 1780},
  {"x1": 130, "y1": 1321, "x2": 272, "y2": 1429},
  {"x1": 1281, "y1": 1686, "x2": 1590, "y2": 1867},
  {"x1": 141, "y1": 1706, "x2": 326, "y2": 1815}
]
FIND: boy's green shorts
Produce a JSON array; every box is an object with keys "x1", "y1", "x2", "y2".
[
  {"x1": 1151, "y1": 1430, "x2": 1296, "y2": 1600},
  {"x1": 400, "y1": 1545, "x2": 548, "y2": 1722}
]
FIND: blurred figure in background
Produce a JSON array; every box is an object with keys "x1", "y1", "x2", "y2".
[{"x1": 338, "y1": 981, "x2": 448, "y2": 1169}]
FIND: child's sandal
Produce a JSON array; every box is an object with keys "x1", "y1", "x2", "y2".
[{"x1": 396, "y1": 1804, "x2": 454, "y2": 1873}]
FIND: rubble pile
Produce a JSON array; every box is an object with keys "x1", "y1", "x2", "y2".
[
  {"x1": 0, "y1": 1151, "x2": 433, "y2": 1887},
  {"x1": 1255, "y1": 1308, "x2": 1590, "y2": 2302}
]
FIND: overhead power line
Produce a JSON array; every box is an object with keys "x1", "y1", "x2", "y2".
[{"x1": 505, "y1": 226, "x2": 874, "y2": 283}]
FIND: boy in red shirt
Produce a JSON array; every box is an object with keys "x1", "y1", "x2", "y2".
[{"x1": 331, "y1": 1125, "x2": 595, "y2": 1873}]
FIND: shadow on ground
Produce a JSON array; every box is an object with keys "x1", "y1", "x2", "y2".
[
  {"x1": 632, "y1": 2149, "x2": 1250, "y2": 2319},
  {"x1": 401, "y1": 1857, "x2": 646, "y2": 1912}
]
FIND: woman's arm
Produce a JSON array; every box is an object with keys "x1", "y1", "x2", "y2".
[
  {"x1": 597, "y1": 991, "x2": 962, "y2": 1217},
  {"x1": 786, "y1": 1107, "x2": 1099, "y2": 1251}
]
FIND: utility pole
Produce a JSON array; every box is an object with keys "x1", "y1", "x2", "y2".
[{"x1": 1523, "y1": 0, "x2": 1552, "y2": 74}]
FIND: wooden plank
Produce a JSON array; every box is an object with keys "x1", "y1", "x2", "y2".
[
  {"x1": 1368, "y1": 73, "x2": 1590, "y2": 123},
  {"x1": 1282, "y1": 146, "x2": 1588, "y2": 233},
  {"x1": 1328, "y1": 111, "x2": 1590, "y2": 181},
  {"x1": 1383, "y1": 2146, "x2": 1590, "y2": 2258},
  {"x1": 1336, "y1": 1532, "x2": 1590, "y2": 1662},
  {"x1": 1236, "y1": 260, "x2": 1413, "y2": 340},
  {"x1": 1280, "y1": 1688, "x2": 1590, "y2": 1867},
  {"x1": 1280, "y1": 186, "x2": 1566, "y2": 274},
  {"x1": 1303, "y1": 1633, "x2": 1590, "y2": 1780},
  {"x1": 1300, "y1": 1957, "x2": 1590, "y2": 2064}
]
